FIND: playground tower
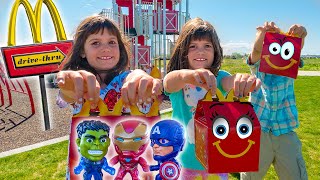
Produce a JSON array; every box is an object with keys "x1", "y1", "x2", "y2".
[{"x1": 99, "y1": 0, "x2": 190, "y2": 76}]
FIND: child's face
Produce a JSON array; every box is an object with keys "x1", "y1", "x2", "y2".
[
  {"x1": 82, "y1": 28, "x2": 120, "y2": 71},
  {"x1": 152, "y1": 141, "x2": 173, "y2": 156},
  {"x1": 187, "y1": 39, "x2": 214, "y2": 69}
]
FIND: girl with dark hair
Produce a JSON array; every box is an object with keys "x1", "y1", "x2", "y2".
[
  {"x1": 164, "y1": 17, "x2": 261, "y2": 179},
  {"x1": 57, "y1": 15, "x2": 162, "y2": 114}
]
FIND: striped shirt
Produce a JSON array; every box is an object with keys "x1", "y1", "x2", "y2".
[{"x1": 248, "y1": 59, "x2": 299, "y2": 136}]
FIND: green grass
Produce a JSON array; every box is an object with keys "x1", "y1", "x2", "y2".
[
  {"x1": 222, "y1": 58, "x2": 320, "y2": 74},
  {"x1": 300, "y1": 58, "x2": 320, "y2": 71},
  {"x1": 222, "y1": 58, "x2": 251, "y2": 74},
  {"x1": 0, "y1": 141, "x2": 69, "y2": 180}
]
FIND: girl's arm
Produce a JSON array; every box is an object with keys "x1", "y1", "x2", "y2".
[
  {"x1": 164, "y1": 69, "x2": 217, "y2": 94},
  {"x1": 163, "y1": 69, "x2": 190, "y2": 93}
]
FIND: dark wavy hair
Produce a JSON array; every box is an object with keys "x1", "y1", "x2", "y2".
[
  {"x1": 61, "y1": 15, "x2": 130, "y2": 85},
  {"x1": 167, "y1": 17, "x2": 223, "y2": 76},
  {"x1": 76, "y1": 120, "x2": 110, "y2": 138}
]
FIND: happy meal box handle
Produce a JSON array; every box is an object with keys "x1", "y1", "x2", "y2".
[
  {"x1": 74, "y1": 97, "x2": 160, "y2": 117},
  {"x1": 74, "y1": 98, "x2": 123, "y2": 117},
  {"x1": 203, "y1": 89, "x2": 247, "y2": 102}
]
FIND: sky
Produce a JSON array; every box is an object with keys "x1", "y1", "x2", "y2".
[{"x1": 0, "y1": 0, "x2": 319, "y2": 55}]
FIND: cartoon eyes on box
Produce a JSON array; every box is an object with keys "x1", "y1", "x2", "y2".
[
  {"x1": 211, "y1": 110, "x2": 256, "y2": 142},
  {"x1": 259, "y1": 32, "x2": 302, "y2": 79},
  {"x1": 194, "y1": 90, "x2": 261, "y2": 173}
]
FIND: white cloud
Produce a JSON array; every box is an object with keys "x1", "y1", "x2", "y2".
[{"x1": 221, "y1": 42, "x2": 252, "y2": 55}]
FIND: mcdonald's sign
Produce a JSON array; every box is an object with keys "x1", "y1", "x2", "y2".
[{"x1": 1, "y1": 0, "x2": 72, "y2": 78}]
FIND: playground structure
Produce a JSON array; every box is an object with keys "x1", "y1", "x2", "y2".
[
  {"x1": 0, "y1": 62, "x2": 35, "y2": 132},
  {"x1": 0, "y1": 62, "x2": 35, "y2": 115},
  {"x1": 99, "y1": 0, "x2": 190, "y2": 77}
]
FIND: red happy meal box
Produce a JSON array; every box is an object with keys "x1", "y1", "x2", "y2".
[
  {"x1": 195, "y1": 90, "x2": 261, "y2": 173},
  {"x1": 259, "y1": 32, "x2": 302, "y2": 79}
]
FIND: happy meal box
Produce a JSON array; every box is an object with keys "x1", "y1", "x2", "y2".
[
  {"x1": 194, "y1": 90, "x2": 261, "y2": 173},
  {"x1": 259, "y1": 32, "x2": 302, "y2": 79},
  {"x1": 67, "y1": 97, "x2": 160, "y2": 180}
]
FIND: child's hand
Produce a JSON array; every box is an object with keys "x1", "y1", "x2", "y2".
[
  {"x1": 56, "y1": 70, "x2": 100, "y2": 108},
  {"x1": 288, "y1": 24, "x2": 307, "y2": 48},
  {"x1": 183, "y1": 69, "x2": 217, "y2": 95},
  {"x1": 121, "y1": 70, "x2": 162, "y2": 106},
  {"x1": 251, "y1": 22, "x2": 281, "y2": 64},
  {"x1": 232, "y1": 73, "x2": 261, "y2": 97}
]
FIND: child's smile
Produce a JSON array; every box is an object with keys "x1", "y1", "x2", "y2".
[
  {"x1": 83, "y1": 28, "x2": 120, "y2": 71},
  {"x1": 188, "y1": 39, "x2": 214, "y2": 69}
]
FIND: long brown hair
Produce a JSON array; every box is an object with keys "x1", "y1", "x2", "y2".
[
  {"x1": 62, "y1": 15, "x2": 130, "y2": 85},
  {"x1": 167, "y1": 17, "x2": 223, "y2": 76}
]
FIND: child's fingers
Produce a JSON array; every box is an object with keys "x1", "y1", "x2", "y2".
[
  {"x1": 68, "y1": 71, "x2": 85, "y2": 103},
  {"x1": 256, "y1": 26, "x2": 265, "y2": 32},
  {"x1": 81, "y1": 71, "x2": 100, "y2": 108},
  {"x1": 121, "y1": 86, "x2": 130, "y2": 107},
  {"x1": 300, "y1": 30, "x2": 307, "y2": 40},
  {"x1": 265, "y1": 21, "x2": 280, "y2": 33},
  {"x1": 56, "y1": 71, "x2": 66, "y2": 87},
  {"x1": 238, "y1": 74, "x2": 248, "y2": 97},
  {"x1": 126, "y1": 79, "x2": 139, "y2": 106},
  {"x1": 209, "y1": 73, "x2": 217, "y2": 95},
  {"x1": 269, "y1": 21, "x2": 275, "y2": 28},
  {"x1": 233, "y1": 74, "x2": 241, "y2": 97},
  {"x1": 137, "y1": 77, "x2": 150, "y2": 103},
  {"x1": 296, "y1": 27, "x2": 307, "y2": 38},
  {"x1": 288, "y1": 24, "x2": 298, "y2": 35},
  {"x1": 288, "y1": 24, "x2": 307, "y2": 38},
  {"x1": 243, "y1": 76, "x2": 256, "y2": 97},
  {"x1": 253, "y1": 78, "x2": 262, "y2": 92},
  {"x1": 151, "y1": 79, "x2": 163, "y2": 97},
  {"x1": 193, "y1": 72, "x2": 203, "y2": 86},
  {"x1": 200, "y1": 70, "x2": 212, "y2": 89}
]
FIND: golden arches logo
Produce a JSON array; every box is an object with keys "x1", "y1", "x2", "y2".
[{"x1": 8, "y1": 0, "x2": 66, "y2": 46}]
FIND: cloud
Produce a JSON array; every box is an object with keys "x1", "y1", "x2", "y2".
[{"x1": 221, "y1": 42, "x2": 252, "y2": 55}]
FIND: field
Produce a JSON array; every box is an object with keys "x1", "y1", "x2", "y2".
[{"x1": 155, "y1": 58, "x2": 320, "y2": 74}]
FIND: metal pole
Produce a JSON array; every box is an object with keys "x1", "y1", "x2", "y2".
[
  {"x1": 163, "y1": 0, "x2": 167, "y2": 76},
  {"x1": 148, "y1": 6, "x2": 154, "y2": 66},
  {"x1": 186, "y1": 0, "x2": 190, "y2": 21},
  {"x1": 112, "y1": 0, "x2": 117, "y2": 23},
  {"x1": 179, "y1": 1, "x2": 182, "y2": 31},
  {"x1": 132, "y1": 0, "x2": 135, "y2": 29},
  {"x1": 135, "y1": 36, "x2": 139, "y2": 69},
  {"x1": 39, "y1": 75, "x2": 50, "y2": 130},
  {"x1": 158, "y1": 34, "x2": 161, "y2": 70},
  {"x1": 138, "y1": 0, "x2": 142, "y2": 35},
  {"x1": 157, "y1": 3, "x2": 161, "y2": 34}
]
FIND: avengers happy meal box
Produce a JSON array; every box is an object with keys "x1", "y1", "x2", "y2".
[
  {"x1": 194, "y1": 90, "x2": 261, "y2": 173},
  {"x1": 67, "y1": 97, "x2": 160, "y2": 180},
  {"x1": 259, "y1": 32, "x2": 302, "y2": 79}
]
